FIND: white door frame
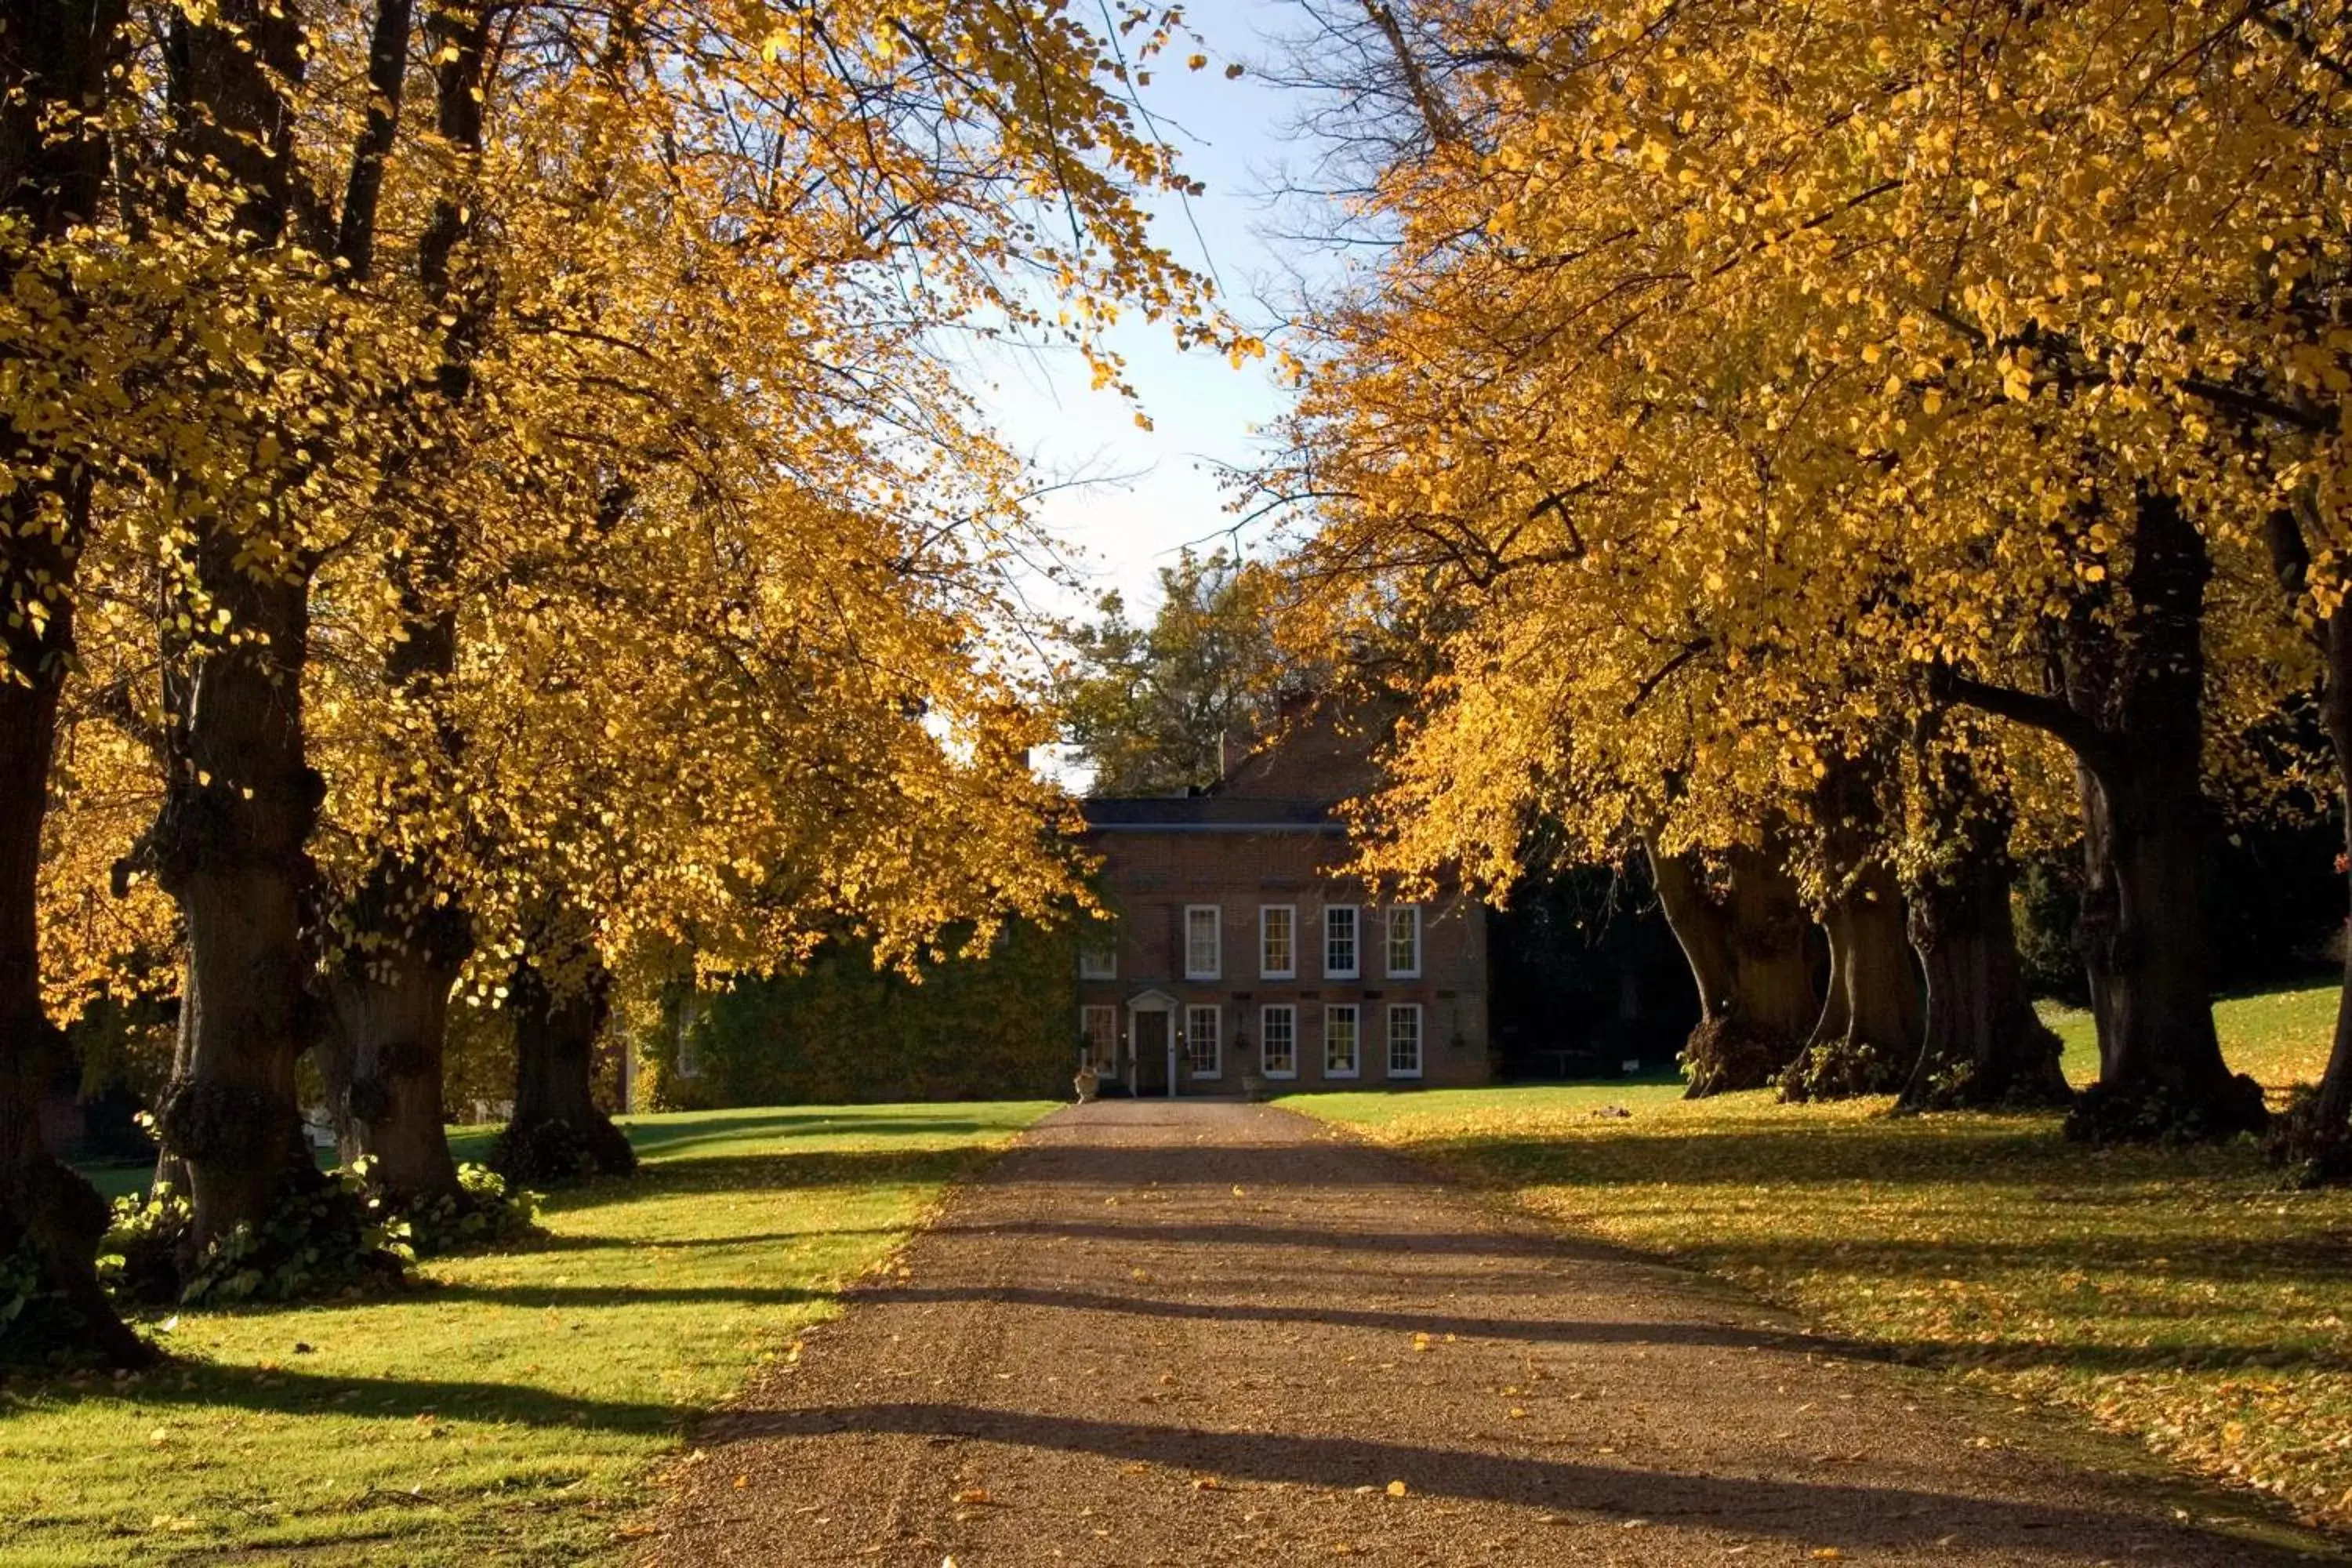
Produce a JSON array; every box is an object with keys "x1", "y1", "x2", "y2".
[{"x1": 1126, "y1": 989, "x2": 1181, "y2": 1098}]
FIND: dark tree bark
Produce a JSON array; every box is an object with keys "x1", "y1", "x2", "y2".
[
  {"x1": 321, "y1": 885, "x2": 466, "y2": 1200},
  {"x1": 1784, "y1": 859, "x2": 1922, "y2": 1100},
  {"x1": 317, "y1": 0, "x2": 491, "y2": 1208},
  {"x1": 492, "y1": 905, "x2": 635, "y2": 1183},
  {"x1": 1646, "y1": 830, "x2": 1816, "y2": 1097},
  {"x1": 0, "y1": 0, "x2": 156, "y2": 1367},
  {"x1": 1782, "y1": 757, "x2": 1924, "y2": 1102},
  {"x1": 149, "y1": 0, "x2": 332, "y2": 1254},
  {"x1": 1900, "y1": 852, "x2": 2070, "y2": 1112},
  {"x1": 2262, "y1": 506, "x2": 2352, "y2": 1180},
  {"x1": 1944, "y1": 490, "x2": 2263, "y2": 1141}
]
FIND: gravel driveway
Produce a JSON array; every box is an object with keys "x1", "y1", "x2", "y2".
[{"x1": 645, "y1": 1099, "x2": 2330, "y2": 1566}]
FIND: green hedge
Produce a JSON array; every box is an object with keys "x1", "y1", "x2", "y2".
[{"x1": 661, "y1": 924, "x2": 1078, "y2": 1108}]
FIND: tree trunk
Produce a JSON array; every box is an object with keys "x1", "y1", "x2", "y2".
[
  {"x1": 1647, "y1": 833, "x2": 1814, "y2": 1097},
  {"x1": 314, "y1": 0, "x2": 488, "y2": 1210},
  {"x1": 2261, "y1": 508, "x2": 2352, "y2": 1180},
  {"x1": 0, "y1": 0, "x2": 154, "y2": 1367},
  {"x1": 2063, "y1": 497, "x2": 2262, "y2": 1141},
  {"x1": 148, "y1": 0, "x2": 338, "y2": 1255},
  {"x1": 492, "y1": 912, "x2": 634, "y2": 1183},
  {"x1": 1783, "y1": 858, "x2": 1922, "y2": 1101},
  {"x1": 321, "y1": 884, "x2": 466, "y2": 1200},
  {"x1": 2280, "y1": 605, "x2": 2352, "y2": 1178},
  {"x1": 1900, "y1": 854, "x2": 2069, "y2": 1111},
  {"x1": 1946, "y1": 491, "x2": 2262, "y2": 1142},
  {"x1": 2, "y1": 529, "x2": 152, "y2": 1369},
  {"x1": 151, "y1": 557, "x2": 323, "y2": 1252},
  {"x1": 1646, "y1": 839, "x2": 1737, "y2": 1016}
]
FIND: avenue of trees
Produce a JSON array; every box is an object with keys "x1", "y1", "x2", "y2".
[
  {"x1": 1263, "y1": 0, "x2": 2352, "y2": 1164},
  {"x1": 3, "y1": 0, "x2": 1246, "y2": 1363}
]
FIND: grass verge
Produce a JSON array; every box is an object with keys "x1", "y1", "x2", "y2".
[
  {"x1": 4, "y1": 1100, "x2": 1054, "y2": 1566},
  {"x1": 1292, "y1": 983, "x2": 2352, "y2": 1536}
]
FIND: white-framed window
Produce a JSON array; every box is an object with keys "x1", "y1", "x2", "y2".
[
  {"x1": 1385, "y1": 904, "x2": 1422, "y2": 978},
  {"x1": 1324, "y1": 1004, "x2": 1360, "y2": 1078},
  {"x1": 1080, "y1": 1005, "x2": 1119, "y2": 1071},
  {"x1": 1323, "y1": 905, "x2": 1359, "y2": 979},
  {"x1": 1259, "y1": 904, "x2": 1296, "y2": 979},
  {"x1": 1185, "y1": 904, "x2": 1221, "y2": 980},
  {"x1": 1261, "y1": 1004, "x2": 1297, "y2": 1078},
  {"x1": 1387, "y1": 1003, "x2": 1422, "y2": 1079},
  {"x1": 1185, "y1": 1004, "x2": 1221, "y2": 1077},
  {"x1": 1079, "y1": 928, "x2": 1117, "y2": 980}
]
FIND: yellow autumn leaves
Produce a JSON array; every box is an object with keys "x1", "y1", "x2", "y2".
[
  {"x1": 1270, "y1": 0, "x2": 2351, "y2": 893},
  {"x1": 20, "y1": 0, "x2": 1247, "y2": 1028}
]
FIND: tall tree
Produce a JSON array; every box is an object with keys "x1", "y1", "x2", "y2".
[
  {"x1": 1262, "y1": 0, "x2": 2332, "y2": 1137},
  {"x1": 1060, "y1": 549, "x2": 1288, "y2": 794}
]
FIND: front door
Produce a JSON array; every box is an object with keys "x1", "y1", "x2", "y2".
[{"x1": 1131, "y1": 1010, "x2": 1171, "y2": 1097}]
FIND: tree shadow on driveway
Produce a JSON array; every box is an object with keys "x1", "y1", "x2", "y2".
[{"x1": 697, "y1": 1399, "x2": 2319, "y2": 1560}]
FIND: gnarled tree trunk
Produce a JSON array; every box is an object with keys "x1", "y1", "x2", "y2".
[
  {"x1": 1947, "y1": 491, "x2": 2260, "y2": 1141},
  {"x1": 149, "y1": 0, "x2": 329, "y2": 1255},
  {"x1": 321, "y1": 884, "x2": 466, "y2": 1200},
  {"x1": 492, "y1": 904, "x2": 634, "y2": 1183},
  {"x1": 2261, "y1": 506, "x2": 2352, "y2": 1180},
  {"x1": 1781, "y1": 754, "x2": 1922, "y2": 1101},
  {"x1": 1784, "y1": 858, "x2": 1922, "y2": 1101},
  {"x1": 1900, "y1": 853, "x2": 2068, "y2": 1112},
  {"x1": 1646, "y1": 831, "x2": 1815, "y2": 1097}
]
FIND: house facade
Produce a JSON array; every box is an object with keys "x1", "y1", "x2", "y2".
[{"x1": 1075, "y1": 710, "x2": 1493, "y2": 1094}]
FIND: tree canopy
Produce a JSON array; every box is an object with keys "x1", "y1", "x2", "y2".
[{"x1": 1058, "y1": 547, "x2": 1290, "y2": 795}]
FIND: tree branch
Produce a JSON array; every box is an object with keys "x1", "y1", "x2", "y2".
[{"x1": 1934, "y1": 666, "x2": 2122, "y2": 781}]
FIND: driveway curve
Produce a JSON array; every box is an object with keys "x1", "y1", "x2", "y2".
[{"x1": 645, "y1": 1099, "x2": 2328, "y2": 1566}]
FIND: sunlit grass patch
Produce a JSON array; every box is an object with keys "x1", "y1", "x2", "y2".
[
  {"x1": 4, "y1": 1100, "x2": 1053, "y2": 1566},
  {"x1": 2045, "y1": 980, "x2": 2339, "y2": 1094},
  {"x1": 1293, "y1": 991, "x2": 2352, "y2": 1536}
]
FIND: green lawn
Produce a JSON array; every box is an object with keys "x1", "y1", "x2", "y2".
[
  {"x1": 2045, "y1": 979, "x2": 2340, "y2": 1094},
  {"x1": 4, "y1": 1101, "x2": 1054, "y2": 1566},
  {"x1": 1292, "y1": 982, "x2": 2352, "y2": 1537}
]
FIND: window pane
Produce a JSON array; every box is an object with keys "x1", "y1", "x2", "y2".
[
  {"x1": 1185, "y1": 1006, "x2": 1221, "y2": 1076},
  {"x1": 1081, "y1": 1007, "x2": 1119, "y2": 1071},
  {"x1": 1326, "y1": 1004, "x2": 1359, "y2": 1074},
  {"x1": 1325, "y1": 906, "x2": 1358, "y2": 976},
  {"x1": 1261, "y1": 1006, "x2": 1296, "y2": 1076},
  {"x1": 1388, "y1": 1004, "x2": 1421, "y2": 1076},
  {"x1": 1185, "y1": 906, "x2": 1221, "y2": 978},
  {"x1": 1387, "y1": 906, "x2": 1420, "y2": 976},
  {"x1": 1261, "y1": 906, "x2": 1293, "y2": 976},
  {"x1": 1079, "y1": 938, "x2": 1116, "y2": 979}
]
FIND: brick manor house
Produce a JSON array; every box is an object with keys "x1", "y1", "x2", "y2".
[{"x1": 1076, "y1": 702, "x2": 1494, "y2": 1095}]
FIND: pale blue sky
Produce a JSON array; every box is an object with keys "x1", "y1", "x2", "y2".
[{"x1": 974, "y1": 0, "x2": 1348, "y2": 622}]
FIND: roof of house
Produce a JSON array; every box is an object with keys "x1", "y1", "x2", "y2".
[
  {"x1": 1078, "y1": 693, "x2": 1389, "y2": 833},
  {"x1": 1078, "y1": 796, "x2": 1344, "y2": 833}
]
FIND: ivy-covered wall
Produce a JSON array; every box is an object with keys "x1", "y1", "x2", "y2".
[{"x1": 655, "y1": 922, "x2": 1080, "y2": 1108}]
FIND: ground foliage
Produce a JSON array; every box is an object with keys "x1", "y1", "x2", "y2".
[
  {"x1": 0, "y1": 1102, "x2": 1051, "y2": 1564},
  {"x1": 1302, "y1": 985, "x2": 2352, "y2": 1537}
]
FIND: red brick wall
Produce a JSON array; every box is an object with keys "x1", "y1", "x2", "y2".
[{"x1": 1076, "y1": 824, "x2": 1493, "y2": 1093}]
